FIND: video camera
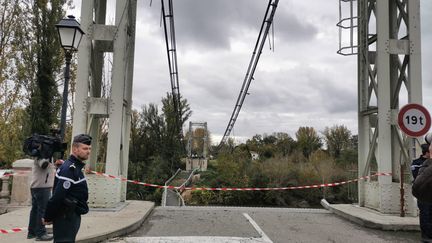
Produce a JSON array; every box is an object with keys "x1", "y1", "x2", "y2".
[{"x1": 23, "y1": 134, "x2": 67, "y2": 162}]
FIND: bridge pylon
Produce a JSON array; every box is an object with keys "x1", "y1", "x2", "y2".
[
  {"x1": 72, "y1": 0, "x2": 137, "y2": 208},
  {"x1": 186, "y1": 122, "x2": 209, "y2": 171},
  {"x1": 357, "y1": 0, "x2": 422, "y2": 215}
]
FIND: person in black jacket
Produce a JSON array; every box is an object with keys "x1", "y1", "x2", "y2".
[
  {"x1": 411, "y1": 143, "x2": 432, "y2": 242},
  {"x1": 43, "y1": 134, "x2": 92, "y2": 242}
]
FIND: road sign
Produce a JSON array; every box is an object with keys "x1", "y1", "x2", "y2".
[{"x1": 398, "y1": 103, "x2": 431, "y2": 137}]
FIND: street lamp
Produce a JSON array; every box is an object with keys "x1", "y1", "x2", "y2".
[{"x1": 56, "y1": 15, "x2": 84, "y2": 141}]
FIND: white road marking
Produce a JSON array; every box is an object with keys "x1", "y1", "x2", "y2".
[{"x1": 242, "y1": 213, "x2": 273, "y2": 243}]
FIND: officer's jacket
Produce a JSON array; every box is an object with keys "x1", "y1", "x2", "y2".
[{"x1": 44, "y1": 155, "x2": 89, "y2": 221}]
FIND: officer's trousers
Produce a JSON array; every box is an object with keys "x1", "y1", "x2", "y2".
[{"x1": 53, "y1": 211, "x2": 81, "y2": 243}]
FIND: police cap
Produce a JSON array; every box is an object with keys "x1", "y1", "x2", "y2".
[{"x1": 73, "y1": 134, "x2": 92, "y2": 145}]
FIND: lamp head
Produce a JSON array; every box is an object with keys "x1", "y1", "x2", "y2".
[{"x1": 56, "y1": 15, "x2": 85, "y2": 51}]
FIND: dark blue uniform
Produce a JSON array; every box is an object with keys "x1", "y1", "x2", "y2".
[
  {"x1": 45, "y1": 155, "x2": 89, "y2": 242},
  {"x1": 411, "y1": 156, "x2": 427, "y2": 180}
]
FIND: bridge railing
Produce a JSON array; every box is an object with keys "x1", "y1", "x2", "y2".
[
  {"x1": 0, "y1": 174, "x2": 11, "y2": 213},
  {"x1": 162, "y1": 168, "x2": 182, "y2": 207},
  {"x1": 162, "y1": 168, "x2": 198, "y2": 206},
  {"x1": 177, "y1": 168, "x2": 198, "y2": 206}
]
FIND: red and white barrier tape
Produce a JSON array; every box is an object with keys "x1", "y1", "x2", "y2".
[
  {"x1": 0, "y1": 171, "x2": 392, "y2": 235},
  {"x1": 87, "y1": 170, "x2": 392, "y2": 191},
  {"x1": 0, "y1": 227, "x2": 27, "y2": 234},
  {"x1": 0, "y1": 171, "x2": 29, "y2": 179},
  {"x1": 2, "y1": 169, "x2": 392, "y2": 190},
  {"x1": 87, "y1": 170, "x2": 176, "y2": 189}
]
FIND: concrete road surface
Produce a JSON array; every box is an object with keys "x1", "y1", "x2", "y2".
[{"x1": 110, "y1": 206, "x2": 420, "y2": 243}]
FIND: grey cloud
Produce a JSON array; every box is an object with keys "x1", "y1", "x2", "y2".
[
  {"x1": 211, "y1": 63, "x2": 358, "y2": 126},
  {"x1": 139, "y1": 0, "x2": 318, "y2": 50},
  {"x1": 273, "y1": 8, "x2": 318, "y2": 42},
  {"x1": 70, "y1": 0, "x2": 432, "y2": 142},
  {"x1": 304, "y1": 70, "x2": 357, "y2": 114}
]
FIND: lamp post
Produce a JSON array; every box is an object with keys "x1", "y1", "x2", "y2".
[{"x1": 56, "y1": 15, "x2": 84, "y2": 141}]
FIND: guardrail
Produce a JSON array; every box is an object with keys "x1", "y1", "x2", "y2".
[
  {"x1": 177, "y1": 168, "x2": 198, "y2": 206},
  {"x1": 162, "y1": 169, "x2": 197, "y2": 207},
  {"x1": 162, "y1": 168, "x2": 182, "y2": 207}
]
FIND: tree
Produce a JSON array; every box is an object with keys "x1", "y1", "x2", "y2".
[
  {"x1": 246, "y1": 134, "x2": 262, "y2": 148},
  {"x1": 0, "y1": 1, "x2": 73, "y2": 166},
  {"x1": 0, "y1": 0, "x2": 26, "y2": 166},
  {"x1": 322, "y1": 125, "x2": 352, "y2": 159},
  {"x1": 262, "y1": 134, "x2": 277, "y2": 145},
  {"x1": 274, "y1": 132, "x2": 296, "y2": 157},
  {"x1": 127, "y1": 94, "x2": 192, "y2": 201},
  {"x1": 26, "y1": 0, "x2": 65, "y2": 135},
  {"x1": 0, "y1": 1, "x2": 43, "y2": 166},
  {"x1": 162, "y1": 92, "x2": 192, "y2": 138},
  {"x1": 161, "y1": 93, "x2": 192, "y2": 169},
  {"x1": 295, "y1": 127, "x2": 322, "y2": 158}
]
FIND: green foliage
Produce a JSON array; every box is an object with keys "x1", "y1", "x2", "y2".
[
  {"x1": 0, "y1": 1, "x2": 29, "y2": 167},
  {"x1": 274, "y1": 132, "x2": 296, "y2": 156},
  {"x1": 215, "y1": 146, "x2": 251, "y2": 185},
  {"x1": 188, "y1": 127, "x2": 358, "y2": 207},
  {"x1": 26, "y1": 0, "x2": 65, "y2": 135},
  {"x1": 295, "y1": 127, "x2": 322, "y2": 158},
  {"x1": 189, "y1": 190, "x2": 215, "y2": 205},
  {"x1": 127, "y1": 94, "x2": 192, "y2": 203},
  {"x1": 322, "y1": 125, "x2": 352, "y2": 159},
  {"x1": 0, "y1": 108, "x2": 26, "y2": 167},
  {"x1": 336, "y1": 149, "x2": 358, "y2": 166},
  {"x1": 245, "y1": 133, "x2": 296, "y2": 159},
  {"x1": 0, "y1": 1, "x2": 70, "y2": 166}
]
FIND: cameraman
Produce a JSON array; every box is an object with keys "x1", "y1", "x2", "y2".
[
  {"x1": 27, "y1": 158, "x2": 59, "y2": 241},
  {"x1": 43, "y1": 134, "x2": 91, "y2": 242}
]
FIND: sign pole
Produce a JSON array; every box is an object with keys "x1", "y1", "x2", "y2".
[
  {"x1": 400, "y1": 163, "x2": 405, "y2": 217},
  {"x1": 397, "y1": 103, "x2": 431, "y2": 217}
]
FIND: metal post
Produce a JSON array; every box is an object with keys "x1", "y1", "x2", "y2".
[
  {"x1": 60, "y1": 51, "x2": 73, "y2": 141},
  {"x1": 400, "y1": 163, "x2": 405, "y2": 217}
]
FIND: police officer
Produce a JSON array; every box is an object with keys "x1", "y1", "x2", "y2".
[
  {"x1": 43, "y1": 134, "x2": 92, "y2": 242},
  {"x1": 411, "y1": 144, "x2": 430, "y2": 180}
]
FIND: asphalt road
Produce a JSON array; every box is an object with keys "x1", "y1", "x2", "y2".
[{"x1": 118, "y1": 206, "x2": 421, "y2": 243}]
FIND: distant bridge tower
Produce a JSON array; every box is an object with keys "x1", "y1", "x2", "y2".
[
  {"x1": 72, "y1": 0, "x2": 137, "y2": 207},
  {"x1": 186, "y1": 122, "x2": 209, "y2": 171},
  {"x1": 353, "y1": 0, "x2": 422, "y2": 215}
]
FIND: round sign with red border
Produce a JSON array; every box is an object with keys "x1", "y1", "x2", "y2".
[{"x1": 398, "y1": 103, "x2": 431, "y2": 137}]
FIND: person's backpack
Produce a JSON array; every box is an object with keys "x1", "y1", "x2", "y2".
[{"x1": 412, "y1": 159, "x2": 432, "y2": 203}]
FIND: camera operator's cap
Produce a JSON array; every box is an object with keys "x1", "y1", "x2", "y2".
[{"x1": 73, "y1": 134, "x2": 92, "y2": 145}]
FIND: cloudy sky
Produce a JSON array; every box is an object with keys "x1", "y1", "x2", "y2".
[{"x1": 69, "y1": 0, "x2": 432, "y2": 145}]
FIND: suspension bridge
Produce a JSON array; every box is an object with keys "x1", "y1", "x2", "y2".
[{"x1": 0, "y1": 0, "x2": 429, "y2": 242}]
